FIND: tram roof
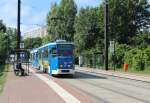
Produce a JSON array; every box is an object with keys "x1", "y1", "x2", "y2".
[
  {"x1": 30, "y1": 48, "x2": 38, "y2": 53},
  {"x1": 38, "y1": 41, "x2": 74, "y2": 49}
]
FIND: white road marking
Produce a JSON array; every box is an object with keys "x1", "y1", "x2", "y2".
[{"x1": 30, "y1": 69, "x2": 81, "y2": 103}]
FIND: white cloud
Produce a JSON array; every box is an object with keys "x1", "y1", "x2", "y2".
[
  {"x1": 21, "y1": 10, "x2": 47, "y2": 34},
  {"x1": 0, "y1": 0, "x2": 101, "y2": 35},
  {"x1": 0, "y1": 0, "x2": 17, "y2": 27},
  {"x1": 0, "y1": 0, "x2": 47, "y2": 35}
]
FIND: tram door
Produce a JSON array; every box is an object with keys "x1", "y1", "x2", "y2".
[{"x1": 49, "y1": 47, "x2": 58, "y2": 75}]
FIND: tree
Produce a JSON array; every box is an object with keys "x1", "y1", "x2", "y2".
[
  {"x1": 0, "y1": 20, "x2": 7, "y2": 64},
  {"x1": 0, "y1": 32, "x2": 7, "y2": 64},
  {"x1": 42, "y1": 35, "x2": 52, "y2": 44},
  {"x1": 0, "y1": 20, "x2": 6, "y2": 32},
  {"x1": 59, "y1": 0, "x2": 77, "y2": 41},
  {"x1": 6, "y1": 27, "x2": 17, "y2": 54},
  {"x1": 47, "y1": 3, "x2": 60, "y2": 41},
  {"x1": 108, "y1": 0, "x2": 150, "y2": 44},
  {"x1": 74, "y1": 7, "x2": 103, "y2": 54},
  {"x1": 47, "y1": 0, "x2": 77, "y2": 41},
  {"x1": 130, "y1": 30, "x2": 150, "y2": 48}
]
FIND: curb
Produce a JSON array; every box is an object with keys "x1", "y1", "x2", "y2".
[{"x1": 76, "y1": 67, "x2": 150, "y2": 83}]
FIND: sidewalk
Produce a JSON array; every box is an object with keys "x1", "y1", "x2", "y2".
[
  {"x1": 0, "y1": 66, "x2": 65, "y2": 103},
  {"x1": 76, "y1": 66, "x2": 150, "y2": 83}
]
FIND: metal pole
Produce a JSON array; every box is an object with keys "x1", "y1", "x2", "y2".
[
  {"x1": 104, "y1": 1, "x2": 109, "y2": 71},
  {"x1": 17, "y1": 0, "x2": 21, "y2": 61},
  {"x1": 114, "y1": 41, "x2": 116, "y2": 71}
]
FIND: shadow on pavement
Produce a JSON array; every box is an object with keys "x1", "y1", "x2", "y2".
[
  {"x1": 56, "y1": 71, "x2": 107, "y2": 79},
  {"x1": 35, "y1": 71, "x2": 46, "y2": 74}
]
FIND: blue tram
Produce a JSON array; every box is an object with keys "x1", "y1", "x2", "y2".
[
  {"x1": 30, "y1": 48, "x2": 39, "y2": 68},
  {"x1": 30, "y1": 40, "x2": 75, "y2": 75}
]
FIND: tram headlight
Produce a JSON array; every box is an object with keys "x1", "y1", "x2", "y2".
[
  {"x1": 68, "y1": 65, "x2": 71, "y2": 68},
  {"x1": 60, "y1": 65, "x2": 63, "y2": 68}
]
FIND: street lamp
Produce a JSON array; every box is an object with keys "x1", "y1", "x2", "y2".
[
  {"x1": 104, "y1": 0, "x2": 109, "y2": 71},
  {"x1": 17, "y1": 0, "x2": 21, "y2": 61}
]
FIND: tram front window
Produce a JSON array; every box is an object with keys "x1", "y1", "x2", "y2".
[{"x1": 58, "y1": 49, "x2": 72, "y2": 56}]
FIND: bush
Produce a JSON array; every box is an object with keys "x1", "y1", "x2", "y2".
[
  {"x1": 124, "y1": 48, "x2": 145, "y2": 71},
  {"x1": 132, "y1": 50, "x2": 145, "y2": 71},
  {"x1": 124, "y1": 48, "x2": 138, "y2": 69},
  {"x1": 143, "y1": 46, "x2": 150, "y2": 68},
  {"x1": 114, "y1": 44, "x2": 130, "y2": 68}
]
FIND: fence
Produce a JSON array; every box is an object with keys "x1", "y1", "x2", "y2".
[{"x1": 79, "y1": 53, "x2": 104, "y2": 69}]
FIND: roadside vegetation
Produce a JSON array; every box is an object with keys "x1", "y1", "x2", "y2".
[
  {"x1": 0, "y1": 65, "x2": 8, "y2": 93},
  {"x1": 45, "y1": 0, "x2": 150, "y2": 73},
  {"x1": 1, "y1": 0, "x2": 150, "y2": 74},
  {"x1": 24, "y1": 0, "x2": 150, "y2": 74},
  {"x1": 0, "y1": 20, "x2": 15, "y2": 93}
]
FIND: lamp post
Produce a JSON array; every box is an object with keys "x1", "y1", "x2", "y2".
[
  {"x1": 104, "y1": 0, "x2": 109, "y2": 71},
  {"x1": 17, "y1": 0, "x2": 21, "y2": 61}
]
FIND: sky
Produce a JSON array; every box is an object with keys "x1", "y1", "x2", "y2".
[{"x1": 0, "y1": 0, "x2": 102, "y2": 34}]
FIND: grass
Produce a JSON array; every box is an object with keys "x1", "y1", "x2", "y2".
[
  {"x1": 80, "y1": 64, "x2": 150, "y2": 75},
  {"x1": 0, "y1": 64, "x2": 9, "y2": 93},
  {"x1": 114, "y1": 67, "x2": 150, "y2": 75}
]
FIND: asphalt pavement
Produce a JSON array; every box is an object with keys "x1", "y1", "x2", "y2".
[
  {"x1": 58, "y1": 69, "x2": 150, "y2": 103},
  {"x1": 0, "y1": 66, "x2": 150, "y2": 103}
]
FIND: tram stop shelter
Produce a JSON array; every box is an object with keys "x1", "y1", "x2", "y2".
[{"x1": 13, "y1": 48, "x2": 30, "y2": 75}]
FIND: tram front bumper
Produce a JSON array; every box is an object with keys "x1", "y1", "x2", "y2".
[{"x1": 52, "y1": 69, "x2": 75, "y2": 75}]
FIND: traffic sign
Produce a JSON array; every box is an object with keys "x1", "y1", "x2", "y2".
[
  {"x1": 110, "y1": 41, "x2": 115, "y2": 54},
  {"x1": 20, "y1": 43, "x2": 24, "y2": 49}
]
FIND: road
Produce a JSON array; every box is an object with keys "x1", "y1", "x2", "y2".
[
  {"x1": 1, "y1": 66, "x2": 150, "y2": 103},
  {"x1": 55, "y1": 69, "x2": 150, "y2": 103}
]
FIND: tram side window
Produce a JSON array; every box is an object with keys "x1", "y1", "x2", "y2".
[
  {"x1": 36, "y1": 53, "x2": 38, "y2": 59},
  {"x1": 30, "y1": 54, "x2": 32, "y2": 61},
  {"x1": 52, "y1": 48, "x2": 57, "y2": 57},
  {"x1": 31, "y1": 54, "x2": 34, "y2": 60},
  {"x1": 38, "y1": 51, "x2": 40, "y2": 59},
  {"x1": 43, "y1": 48, "x2": 48, "y2": 58},
  {"x1": 45, "y1": 48, "x2": 49, "y2": 58}
]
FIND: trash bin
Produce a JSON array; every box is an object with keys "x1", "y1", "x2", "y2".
[{"x1": 123, "y1": 64, "x2": 128, "y2": 72}]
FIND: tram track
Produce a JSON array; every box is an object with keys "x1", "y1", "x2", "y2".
[
  {"x1": 77, "y1": 78, "x2": 150, "y2": 103},
  {"x1": 76, "y1": 70, "x2": 150, "y2": 90},
  {"x1": 59, "y1": 71, "x2": 150, "y2": 103}
]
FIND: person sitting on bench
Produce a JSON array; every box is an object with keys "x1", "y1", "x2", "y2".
[{"x1": 16, "y1": 62, "x2": 24, "y2": 76}]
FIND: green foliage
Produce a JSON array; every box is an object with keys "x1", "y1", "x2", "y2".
[
  {"x1": 24, "y1": 37, "x2": 42, "y2": 49},
  {"x1": 143, "y1": 46, "x2": 150, "y2": 68},
  {"x1": 0, "y1": 65, "x2": 8, "y2": 93},
  {"x1": 0, "y1": 32, "x2": 7, "y2": 64},
  {"x1": 42, "y1": 35, "x2": 53, "y2": 44},
  {"x1": 108, "y1": 0, "x2": 150, "y2": 44},
  {"x1": 0, "y1": 20, "x2": 7, "y2": 64},
  {"x1": 0, "y1": 20, "x2": 6, "y2": 32},
  {"x1": 74, "y1": 0, "x2": 150, "y2": 56},
  {"x1": 124, "y1": 49, "x2": 135, "y2": 66},
  {"x1": 132, "y1": 50, "x2": 145, "y2": 71},
  {"x1": 124, "y1": 47, "x2": 148, "y2": 71},
  {"x1": 131, "y1": 30, "x2": 150, "y2": 48},
  {"x1": 6, "y1": 27, "x2": 17, "y2": 53},
  {"x1": 47, "y1": 0, "x2": 77, "y2": 41},
  {"x1": 114, "y1": 44, "x2": 130, "y2": 68},
  {"x1": 74, "y1": 7, "x2": 103, "y2": 53}
]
